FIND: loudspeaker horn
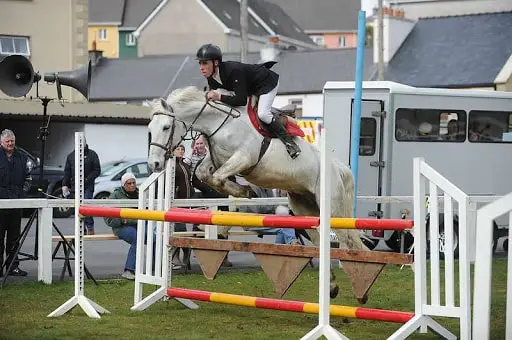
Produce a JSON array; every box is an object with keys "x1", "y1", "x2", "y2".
[
  {"x1": 43, "y1": 60, "x2": 91, "y2": 100},
  {"x1": 0, "y1": 55, "x2": 40, "y2": 97}
]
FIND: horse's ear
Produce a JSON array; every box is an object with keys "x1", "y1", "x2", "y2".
[{"x1": 160, "y1": 98, "x2": 169, "y2": 111}]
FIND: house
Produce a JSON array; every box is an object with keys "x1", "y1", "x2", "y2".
[
  {"x1": 267, "y1": 0, "x2": 361, "y2": 49},
  {"x1": 133, "y1": 0, "x2": 318, "y2": 56},
  {"x1": 382, "y1": 0, "x2": 512, "y2": 20},
  {"x1": 0, "y1": 1, "x2": 150, "y2": 166},
  {"x1": 88, "y1": 42, "x2": 376, "y2": 118},
  {"x1": 0, "y1": 0, "x2": 88, "y2": 102},
  {"x1": 88, "y1": 0, "x2": 162, "y2": 58},
  {"x1": 372, "y1": 10, "x2": 512, "y2": 91}
]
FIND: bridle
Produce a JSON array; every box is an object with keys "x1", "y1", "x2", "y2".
[
  {"x1": 149, "y1": 97, "x2": 241, "y2": 161},
  {"x1": 149, "y1": 104, "x2": 187, "y2": 160}
]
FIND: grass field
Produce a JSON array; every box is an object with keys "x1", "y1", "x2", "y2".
[{"x1": 0, "y1": 260, "x2": 507, "y2": 340}]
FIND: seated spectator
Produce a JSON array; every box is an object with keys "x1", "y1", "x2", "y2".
[
  {"x1": 104, "y1": 173, "x2": 155, "y2": 280},
  {"x1": 236, "y1": 178, "x2": 298, "y2": 245}
]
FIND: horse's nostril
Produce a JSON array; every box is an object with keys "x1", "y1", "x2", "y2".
[{"x1": 154, "y1": 161, "x2": 160, "y2": 169}]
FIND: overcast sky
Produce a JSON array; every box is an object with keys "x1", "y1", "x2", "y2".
[{"x1": 362, "y1": 0, "x2": 379, "y2": 14}]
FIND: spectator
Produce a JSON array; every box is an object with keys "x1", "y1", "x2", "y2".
[
  {"x1": 185, "y1": 134, "x2": 232, "y2": 267},
  {"x1": 0, "y1": 129, "x2": 31, "y2": 277},
  {"x1": 104, "y1": 173, "x2": 155, "y2": 280},
  {"x1": 62, "y1": 139, "x2": 101, "y2": 235},
  {"x1": 171, "y1": 144, "x2": 193, "y2": 268},
  {"x1": 236, "y1": 179, "x2": 298, "y2": 245}
]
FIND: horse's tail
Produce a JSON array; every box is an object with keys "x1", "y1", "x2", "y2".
[{"x1": 334, "y1": 160, "x2": 355, "y2": 218}]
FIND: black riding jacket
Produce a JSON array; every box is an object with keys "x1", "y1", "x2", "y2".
[{"x1": 207, "y1": 61, "x2": 279, "y2": 107}]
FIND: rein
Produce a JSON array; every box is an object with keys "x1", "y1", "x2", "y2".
[{"x1": 150, "y1": 98, "x2": 241, "y2": 165}]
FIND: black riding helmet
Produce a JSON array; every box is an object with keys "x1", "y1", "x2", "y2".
[{"x1": 196, "y1": 44, "x2": 222, "y2": 62}]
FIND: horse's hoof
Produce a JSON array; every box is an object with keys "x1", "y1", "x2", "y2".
[
  {"x1": 357, "y1": 294, "x2": 369, "y2": 305},
  {"x1": 330, "y1": 284, "x2": 339, "y2": 299}
]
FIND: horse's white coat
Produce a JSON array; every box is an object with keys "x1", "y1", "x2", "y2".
[{"x1": 147, "y1": 86, "x2": 370, "y2": 298}]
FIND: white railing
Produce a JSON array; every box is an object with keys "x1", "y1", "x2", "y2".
[
  {"x1": 389, "y1": 157, "x2": 471, "y2": 340},
  {"x1": 472, "y1": 191, "x2": 512, "y2": 340},
  {"x1": 132, "y1": 160, "x2": 174, "y2": 311}
]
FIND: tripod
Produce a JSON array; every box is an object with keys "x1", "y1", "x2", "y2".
[{"x1": 1, "y1": 97, "x2": 68, "y2": 286}]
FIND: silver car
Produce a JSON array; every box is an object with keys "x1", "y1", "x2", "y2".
[{"x1": 94, "y1": 159, "x2": 152, "y2": 199}]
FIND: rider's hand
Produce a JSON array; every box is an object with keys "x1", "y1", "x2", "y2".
[{"x1": 206, "y1": 91, "x2": 221, "y2": 101}]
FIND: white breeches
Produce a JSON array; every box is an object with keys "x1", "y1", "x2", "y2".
[{"x1": 257, "y1": 83, "x2": 279, "y2": 124}]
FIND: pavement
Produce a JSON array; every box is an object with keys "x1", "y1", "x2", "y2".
[{"x1": 0, "y1": 215, "x2": 508, "y2": 286}]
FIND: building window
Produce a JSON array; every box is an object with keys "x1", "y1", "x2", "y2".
[
  {"x1": 289, "y1": 98, "x2": 303, "y2": 117},
  {"x1": 98, "y1": 29, "x2": 107, "y2": 40},
  {"x1": 395, "y1": 108, "x2": 467, "y2": 142},
  {"x1": 309, "y1": 35, "x2": 324, "y2": 47},
  {"x1": 0, "y1": 36, "x2": 30, "y2": 56},
  {"x1": 126, "y1": 33, "x2": 136, "y2": 46},
  {"x1": 468, "y1": 110, "x2": 512, "y2": 143},
  {"x1": 338, "y1": 36, "x2": 346, "y2": 47}
]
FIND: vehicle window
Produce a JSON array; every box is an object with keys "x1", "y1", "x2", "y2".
[
  {"x1": 395, "y1": 108, "x2": 466, "y2": 142},
  {"x1": 359, "y1": 118, "x2": 376, "y2": 156},
  {"x1": 468, "y1": 110, "x2": 512, "y2": 143},
  {"x1": 129, "y1": 163, "x2": 150, "y2": 178},
  {"x1": 100, "y1": 161, "x2": 130, "y2": 177}
]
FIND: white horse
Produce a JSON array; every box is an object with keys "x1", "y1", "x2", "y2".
[{"x1": 146, "y1": 86, "x2": 370, "y2": 301}]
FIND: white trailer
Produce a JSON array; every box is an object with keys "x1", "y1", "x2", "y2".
[{"x1": 323, "y1": 81, "x2": 512, "y2": 253}]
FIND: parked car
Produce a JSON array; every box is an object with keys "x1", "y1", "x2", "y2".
[
  {"x1": 16, "y1": 147, "x2": 69, "y2": 218},
  {"x1": 94, "y1": 159, "x2": 152, "y2": 199}
]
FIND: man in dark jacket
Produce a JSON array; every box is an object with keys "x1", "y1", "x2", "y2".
[
  {"x1": 196, "y1": 43, "x2": 301, "y2": 159},
  {"x1": 61, "y1": 142, "x2": 101, "y2": 234},
  {"x1": 0, "y1": 129, "x2": 31, "y2": 277}
]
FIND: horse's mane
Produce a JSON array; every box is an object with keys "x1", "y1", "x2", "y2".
[
  {"x1": 168, "y1": 86, "x2": 234, "y2": 106},
  {"x1": 147, "y1": 86, "x2": 235, "y2": 118}
]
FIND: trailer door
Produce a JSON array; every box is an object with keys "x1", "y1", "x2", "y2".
[{"x1": 350, "y1": 99, "x2": 385, "y2": 218}]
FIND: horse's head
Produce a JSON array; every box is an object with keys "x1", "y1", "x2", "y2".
[{"x1": 147, "y1": 97, "x2": 188, "y2": 172}]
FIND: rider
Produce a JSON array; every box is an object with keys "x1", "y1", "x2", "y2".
[{"x1": 195, "y1": 43, "x2": 301, "y2": 159}]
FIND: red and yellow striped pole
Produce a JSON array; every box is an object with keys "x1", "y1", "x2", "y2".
[
  {"x1": 167, "y1": 287, "x2": 414, "y2": 323},
  {"x1": 78, "y1": 206, "x2": 413, "y2": 230}
]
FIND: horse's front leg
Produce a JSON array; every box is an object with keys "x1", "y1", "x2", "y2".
[
  {"x1": 196, "y1": 154, "x2": 255, "y2": 198},
  {"x1": 211, "y1": 151, "x2": 257, "y2": 198}
]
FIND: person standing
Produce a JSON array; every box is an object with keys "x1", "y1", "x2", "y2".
[
  {"x1": 0, "y1": 129, "x2": 31, "y2": 277},
  {"x1": 61, "y1": 140, "x2": 101, "y2": 235}
]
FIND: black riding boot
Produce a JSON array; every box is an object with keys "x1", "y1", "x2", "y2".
[{"x1": 266, "y1": 117, "x2": 301, "y2": 159}]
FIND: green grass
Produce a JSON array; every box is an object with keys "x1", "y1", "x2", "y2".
[{"x1": 0, "y1": 260, "x2": 507, "y2": 339}]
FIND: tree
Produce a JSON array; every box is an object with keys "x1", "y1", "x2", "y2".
[{"x1": 365, "y1": 24, "x2": 373, "y2": 47}]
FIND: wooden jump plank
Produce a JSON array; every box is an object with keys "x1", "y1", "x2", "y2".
[
  {"x1": 52, "y1": 234, "x2": 119, "y2": 241},
  {"x1": 169, "y1": 238, "x2": 413, "y2": 265}
]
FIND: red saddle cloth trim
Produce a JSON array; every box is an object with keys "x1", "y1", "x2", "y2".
[{"x1": 247, "y1": 97, "x2": 305, "y2": 138}]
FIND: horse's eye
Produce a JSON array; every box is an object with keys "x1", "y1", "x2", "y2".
[{"x1": 163, "y1": 125, "x2": 171, "y2": 131}]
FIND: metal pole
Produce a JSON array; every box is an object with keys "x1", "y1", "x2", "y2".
[
  {"x1": 377, "y1": 0, "x2": 384, "y2": 80},
  {"x1": 240, "y1": 0, "x2": 249, "y2": 62},
  {"x1": 350, "y1": 11, "x2": 367, "y2": 217}
]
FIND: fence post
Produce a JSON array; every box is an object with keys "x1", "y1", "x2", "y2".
[{"x1": 37, "y1": 207, "x2": 53, "y2": 284}]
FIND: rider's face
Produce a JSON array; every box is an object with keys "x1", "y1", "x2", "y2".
[{"x1": 199, "y1": 60, "x2": 216, "y2": 78}]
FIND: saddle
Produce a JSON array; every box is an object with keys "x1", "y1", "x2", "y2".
[{"x1": 247, "y1": 96, "x2": 305, "y2": 138}]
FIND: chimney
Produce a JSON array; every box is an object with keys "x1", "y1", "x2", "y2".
[
  {"x1": 88, "y1": 40, "x2": 104, "y2": 66},
  {"x1": 373, "y1": 7, "x2": 415, "y2": 64},
  {"x1": 260, "y1": 36, "x2": 281, "y2": 63}
]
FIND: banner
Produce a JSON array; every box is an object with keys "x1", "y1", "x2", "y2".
[{"x1": 297, "y1": 119, "x2": 323, "y2": 146}]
